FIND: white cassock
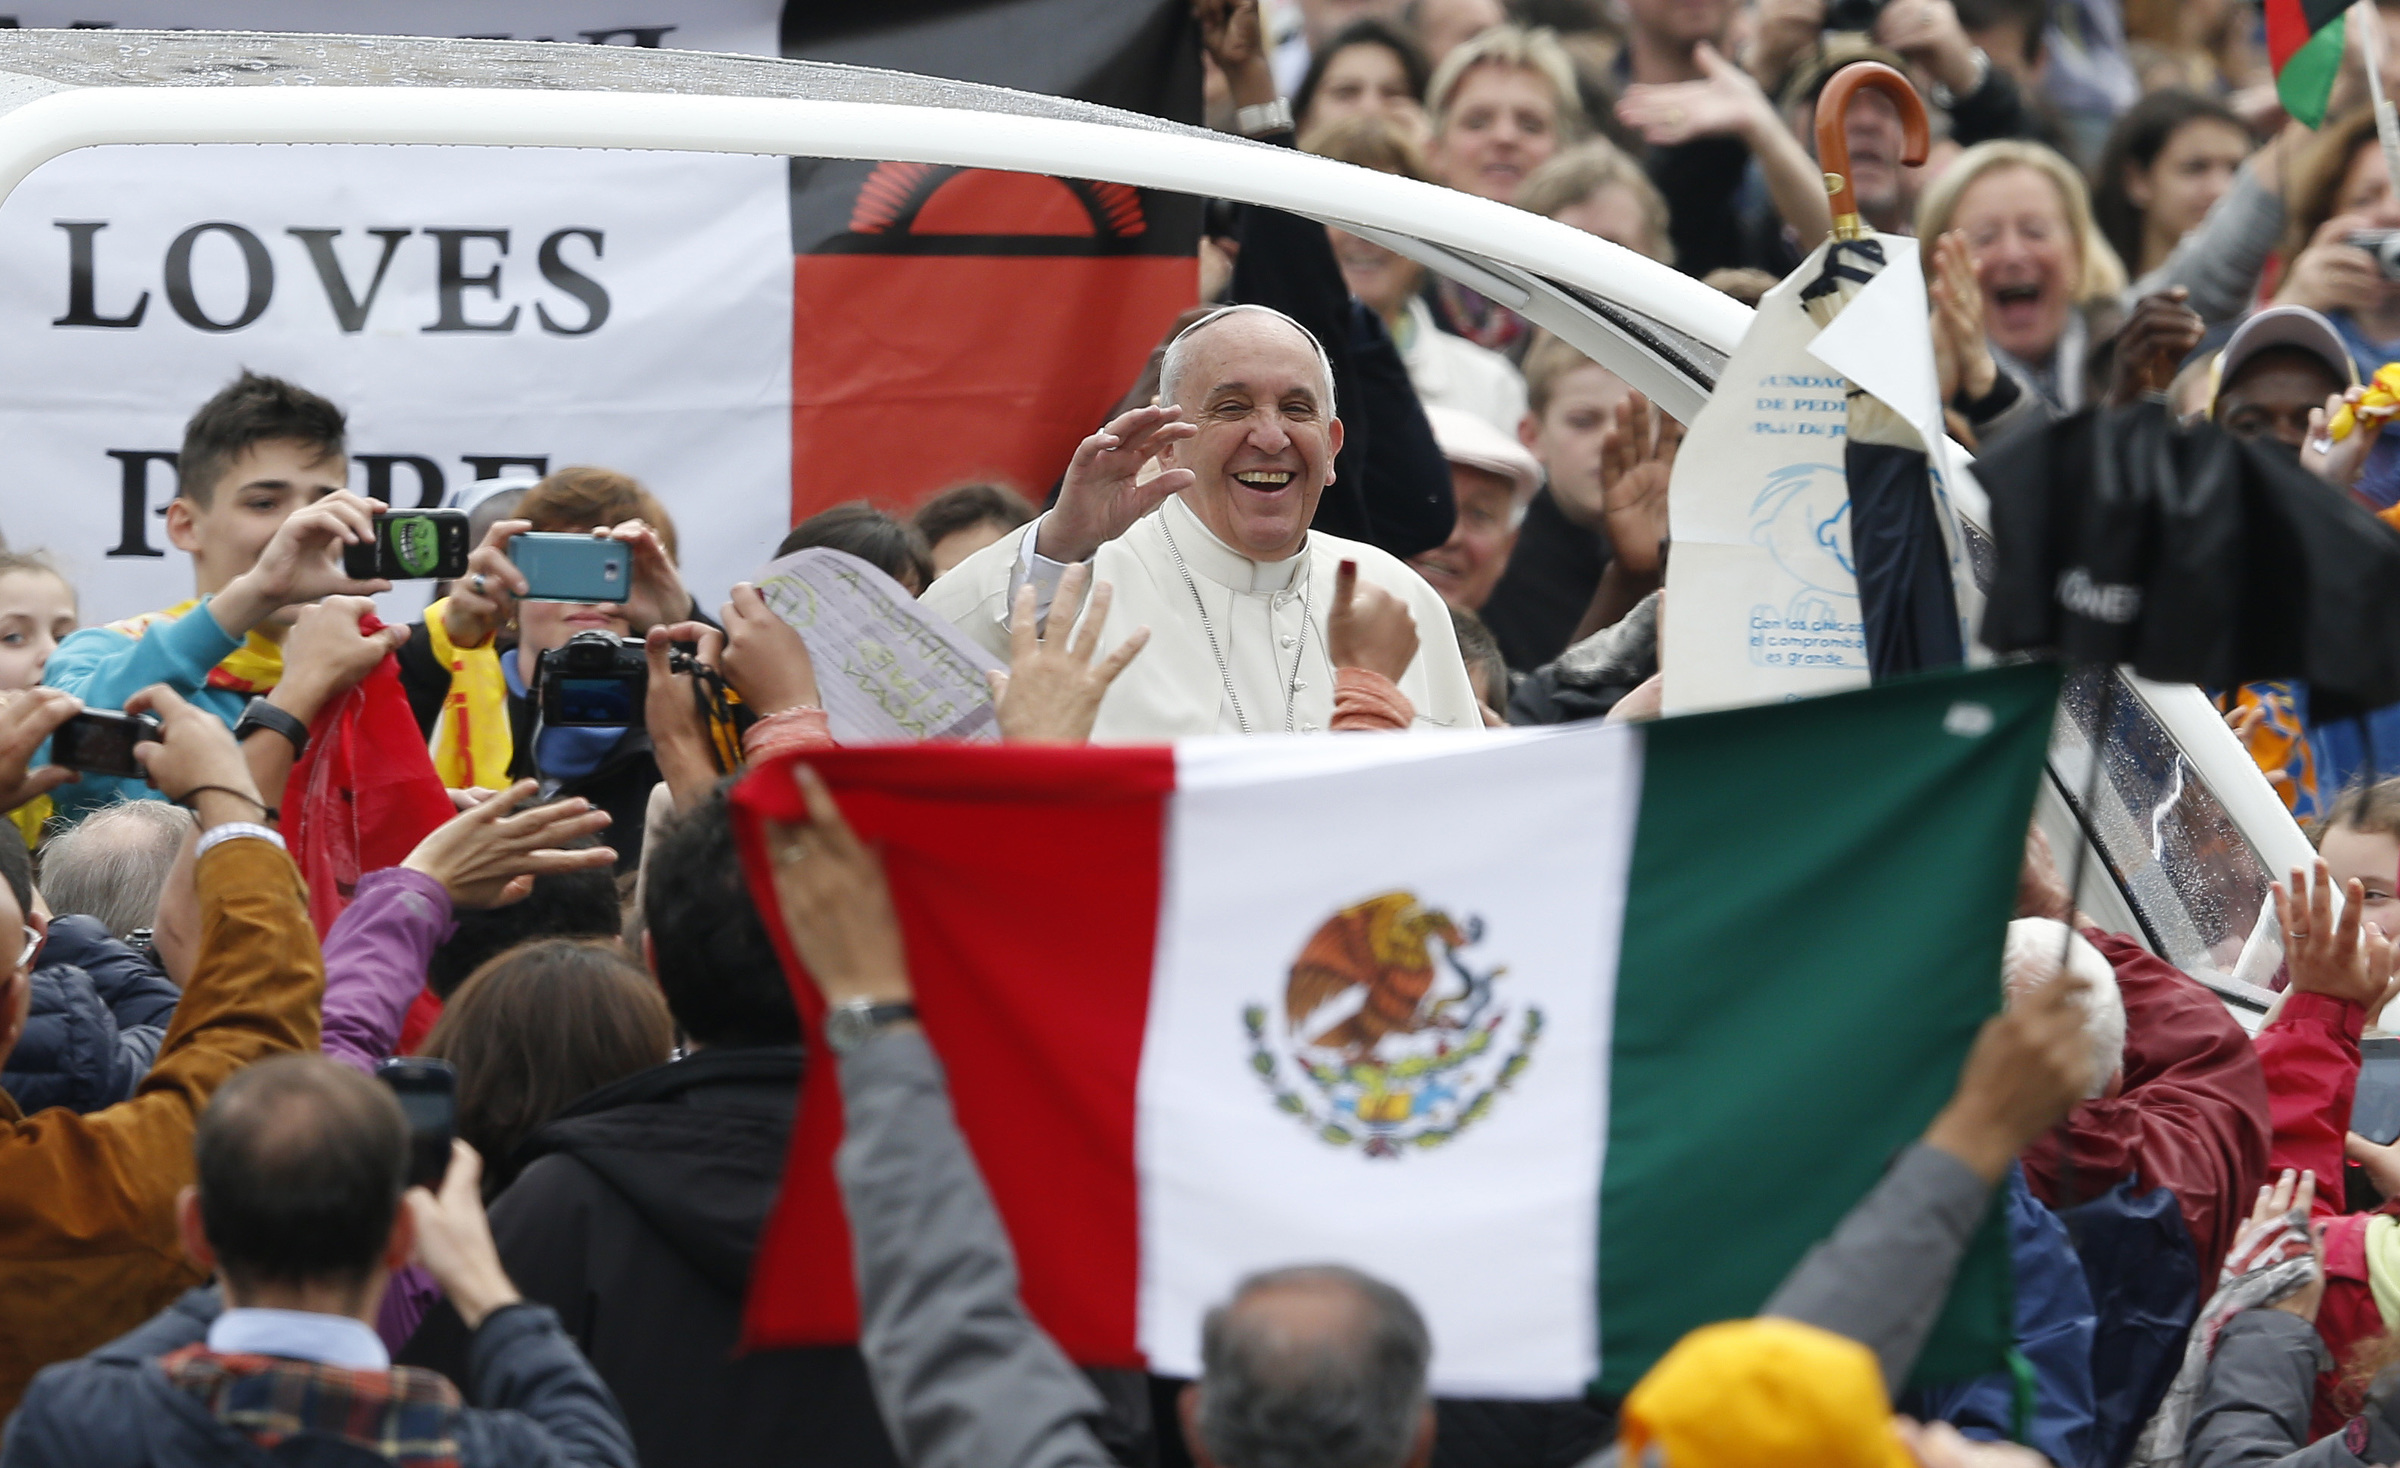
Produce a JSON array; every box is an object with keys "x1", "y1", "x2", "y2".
[{"x1": 922, "y1": 494, "x2": 1481, "y2": 740}]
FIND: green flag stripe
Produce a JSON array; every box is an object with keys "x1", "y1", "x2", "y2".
[
  {"x1": 1593, "y1": 662, "x2": 2061, "y2": 1396},
  {"x1": 2279, "y1": 21, "x2": 2345, "y2": 129}
]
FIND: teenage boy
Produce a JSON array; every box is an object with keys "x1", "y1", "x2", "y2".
[{"x1": 44, "y1": 372, "x2": 393, "y2": 818}]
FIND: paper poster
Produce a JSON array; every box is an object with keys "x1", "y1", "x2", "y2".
[{"x1": 752, "y1": 548, "x2": 1002, "y2": 744}]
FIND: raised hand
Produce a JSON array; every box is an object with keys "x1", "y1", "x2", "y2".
[
  {"x1": 406, "y1": 1142, "x2": 521, "y2": 1331},
  {"x1": 2240, "y1": 1168, "x2": 2326, "y2": 1322},
  {"x1": 2104, "y1": 288, "x2": 2204, "y2": 408},
  {"x1": 1616, "y1": 43, "x2": 1775, "y2": 148},
  {"x1": 2276, "y1": 859, "x2": 2398, "y2": 1013},
  {"x1": 276, "y1": 596, "x2": 410, "y2": 725},
  {"x1": 718, "y1": 582, "x2": 819, "y2": 717},
  {"x1": 2275, "y1": 213, "x2": 2387, "y2": 316},
  {"x1": 1195, "y1": 0, "x2": 1264, "y2": 72},
  {"x1": 643, "y1": 621, "x2": 728, "y2": 809},
  {"x1": 1599, "y1": 393, "x2": 1680, "y2": 577},
  {"x1": 442, "y1": 518, "x2": 532, "y2": 651},
  {"x1": 1035, "y1": 405, "x2": 1199, "y2": 564},
  {"x1": 0, "y1": 687, "x2": 81, "y2": 815},
  {"x1": 212, "y1": 492, "x2": 391, "y2": 636},
  {"x1": 990, "y1": 564, "x2": 1150, "y2": 744},
  {"x1": 125, "y1": 685, "x2": 262, "y2": 825},
  {"x1": 1875, "y1": 0, "x2": 1984, "y2": 97},
  {"x1": 603, "y1": 518, "x2": 694, "y2": 635},
  {"x1": 1922, "y1": 958, "x2": 2096, "y2": 1181},
  {"x1": 763, "y1": 764, "x2": 914, "y2": 1007},
  {"x1": 399, "y1": 778, "x2": 615, "y2": 909},
  {"x1": 2304, "y1": 386, "x2": 2387, "y2": 490},
  {"x1": 1930, "y1": 231, "x2": 1996, "y2": 405},
  {"x1": 1326, "y1": 558, "x2": 1417, "y2": 683}
]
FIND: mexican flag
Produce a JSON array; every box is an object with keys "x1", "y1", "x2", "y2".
[
  {"x1": 2269, "y1": 0, "x2": 2350, "y2": 127},
  {"x1": 730, "y1": 662, "x2": 2059, "y2": 1397}
]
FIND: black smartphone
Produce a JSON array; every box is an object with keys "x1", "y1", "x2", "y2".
[
  {"x1": 2355, "y1": 1038, "x2": 2400, "y2": 1146},
  {"x1": 344, "y1": 509, "x2": 471, "y2": 581},
  {"x1": 51, "y1": 709, "x2": 163, "y2": 778},
  {"x1": 375, "y1": 1057, "x2": 458, "y2": 1190}
]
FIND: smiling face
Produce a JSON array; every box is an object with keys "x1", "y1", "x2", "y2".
[
  {"x1": 1307, "y1": 41, "x2": 1420, "y2": 133},
  {"x1": 2322, "y1": 820, "x2": 2400, "y2": 947},
  {"x1": 2130, "y1": 117, "x2": 2248, "y2": 248},
  {"x1": 1161, "y1": 313, "x2": 1346, "y2": 562},
  {"x1": 1432, "y1": 63, "x2": 1563, "y2": 203},
  {"x1": 163, "y1": 438, "x2": 350, "y2": 619},
  {"x1": 1410, "y1": 464, "x2": 1518, "y2": 610},
  {"x1": 0, "y1": 568, "x2": 76, "y2": 691},
  {"x1": 1953, "y1": 163, "x2": 2079, "y2": 366}
]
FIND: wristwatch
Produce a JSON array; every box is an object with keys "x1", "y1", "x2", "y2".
[
  {"x1": 233, "y1": 696, "x2": 308, "y2": 759},
  {"x1": 826, "y1": 999, "x2": 918, "y2": 1055},
  {"x1": 1234, "y1": 97, "x2": 1294, "y2": 138}
]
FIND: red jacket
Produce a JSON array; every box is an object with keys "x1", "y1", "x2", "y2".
[
  {"x1": 2250, "y1": 984, "x2": 2391, "y2": 1438},
  {"x1": 2021, "y1": 931, "x2": 2273, "y2": 1278}
]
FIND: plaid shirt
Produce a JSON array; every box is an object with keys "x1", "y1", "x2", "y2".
[{"x1": 159, "y1": 1344, "x2": 463, "y2": 1468}]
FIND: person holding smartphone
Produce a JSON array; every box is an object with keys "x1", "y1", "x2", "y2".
[
  {"x1": 40, "y1": 372, "x2": 402, "y2": 822},
  {"x1": 393, "y1": 468, "x2": 703, "y2": 872}
]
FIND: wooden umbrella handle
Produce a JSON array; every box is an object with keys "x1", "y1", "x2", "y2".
[{"x1": 1814, "y1": 60, "x2": 1930, "y2": 241}]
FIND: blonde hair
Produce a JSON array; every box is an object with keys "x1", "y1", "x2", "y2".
[
  {"x1": 1520, "y1": 329, "x2": 1620, "y2": 417},
  {"x1": 1514, "y1": 140, "x2": 1673, "y2": 264},
  {"x1": 1915, "y1": 140, "x2": 2128, "y2": 304},
  {"x1": 1301, "y1": 111, "x2": 1434, "y2": 182},
  {"x1": 1427, "y1": 24, "x2": 1589, "y2": 139}
]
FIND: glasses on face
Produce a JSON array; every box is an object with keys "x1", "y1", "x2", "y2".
[{"x1": 12, "y1": 925, "x2": 37, "y2": 975}]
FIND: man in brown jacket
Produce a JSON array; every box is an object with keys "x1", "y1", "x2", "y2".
[{"x1": 0, "y1": 681, "x2": 321, "y2": 1412}]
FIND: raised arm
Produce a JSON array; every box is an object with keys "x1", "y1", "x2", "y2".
[{"x1": 767, "y1": 765, "x2": 1114, "y2": 1468}]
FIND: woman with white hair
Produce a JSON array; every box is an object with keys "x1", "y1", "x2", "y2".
[{"x1": 1917, "y1": 140, "x2": 2130, "y2": 413}]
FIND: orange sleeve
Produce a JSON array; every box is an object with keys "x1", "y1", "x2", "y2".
[
  {"x1": 1331, "y1": 668, "x2": 1415, "y2": 732},
  {"x1": 0, "y1": 837, "x2": 322, "y2": 1410}
]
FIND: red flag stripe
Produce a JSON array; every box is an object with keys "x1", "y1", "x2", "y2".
[{"x1": 733, "y1": 743, "x2": 1178, "y2": 1363}]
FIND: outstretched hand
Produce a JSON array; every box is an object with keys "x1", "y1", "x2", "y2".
[
  {"x1": 991, "y1": 564, "x2": 1149, "y2": 744},
  {"x1": 1327, "y1": 559, "x2": 1417, "y2": 683},
  {"x1": 1599, "y1": 393, "x2": 1680, "y2": 577},
  {"x1": 400, "y1": 778, "x2": 615, "y2": 908},
  {"x1": 1036, "y1": 406, "x2": 1199, "y2": 564},
  {"x1": 2304, "y1": 385, "x2": 2390, "y2": 490},
  {"x1": 2239, "y1": 1168, "x2": 2325, "y2": 1322},
  {"x1": 2276, "y1": 859, "x2": 2399, "y2": 1014}
]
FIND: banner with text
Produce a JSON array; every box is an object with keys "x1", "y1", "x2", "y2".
[{"x1": 0, "y1": 4, "x2": 787, "y2": 625}]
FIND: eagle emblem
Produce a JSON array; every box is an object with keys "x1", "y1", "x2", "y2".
[{"x1": 1245, "y1": 891, "x2": 1541, "y2": 1159}]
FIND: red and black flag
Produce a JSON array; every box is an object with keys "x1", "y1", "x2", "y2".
[
  {"x1": 2268, "y1": 0, "x2": 2349, "y2": 126},
  {"x1": 781, "y1": 1, "x2": 1200, "y2": 522}
]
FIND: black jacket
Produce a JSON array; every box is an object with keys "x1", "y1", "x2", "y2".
[
  {"x1": 1, "y1": 916, "x2": 179, "y2": 1115},
  {"x1": 400, "y1": 1045, "x2": 900, "y2": 1468},
  {"x1": 4, "y1": 1286, "x2": 634, "y2": 1468},
  {"x1": 1508, "y1": 591, "x2": 1659, "y2": 726},
  {"x1": 1480, "y1": 488, "x2": 1612, "y2": 674}
]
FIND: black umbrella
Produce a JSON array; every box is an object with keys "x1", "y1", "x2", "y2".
[
  {"x1": 1799, "y1": 60, "x2": 1964, "y2": 680},
  {"x1": 1977, "y1": 401, "x2": 2400, "y2": 718}
]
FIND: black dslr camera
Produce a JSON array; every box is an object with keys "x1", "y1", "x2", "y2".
[
  {"x1": 1824, "y1": 0, "x2": 1886, "y2": 34},
  {"x1": 536, "y1": 630, "x2": 647, "y2": 728}
]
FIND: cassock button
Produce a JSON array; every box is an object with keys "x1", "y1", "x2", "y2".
[
  {"x1": 1291, "y1": 680, "x2": 1306, "y2": 692},
  {"x1": 1302, "y1": 723, "x2": 1320, "y2": 733},
  {"x1": 1280, "y1": 635, "x2": 1297, "y2": 648}
]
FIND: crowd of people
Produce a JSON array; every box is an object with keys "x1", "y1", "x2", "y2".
[{"x1": 0, "y1": 0, "x2": 2398, "y2": 1463}]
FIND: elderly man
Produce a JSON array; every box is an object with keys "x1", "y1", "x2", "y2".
[{"x1": 924, "y1": 304, "x2": 1480, "y2": 737}]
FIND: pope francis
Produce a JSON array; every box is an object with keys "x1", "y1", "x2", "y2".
[{"x1": 923, "y1": 304, "x2": 1479, "y2": 740}]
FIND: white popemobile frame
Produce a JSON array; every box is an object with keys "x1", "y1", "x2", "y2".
[{"x1": 0, "y1": 35, "x2": 2314, "y2": 1001}]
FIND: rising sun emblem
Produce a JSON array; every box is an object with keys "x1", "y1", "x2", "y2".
[{"x1": 1244, "y1": 891, "x2": 1541, "y2": 1159}]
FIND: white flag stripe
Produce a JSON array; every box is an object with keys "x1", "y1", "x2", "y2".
[{"x1": 1138, "y1": 724, "x2": 1642, "y2": 1396}]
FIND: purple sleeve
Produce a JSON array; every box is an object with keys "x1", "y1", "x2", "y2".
[
  {"x1": 376, "y1": 1262, "x2": 442, "y2": 1354},
  {"x1": 320, "y1": 867, "x2": 455, "y2": 1074}
]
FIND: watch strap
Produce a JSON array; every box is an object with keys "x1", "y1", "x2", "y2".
[
  {"x1": 234, "y1": 696, "x2": 309, "y2": 759},
  {"x1": 828, "y1": 999, "x2": 918, "y2": 1054},
  {"x1": 1234, "y1": 97, "x2": 1294, "y2": 138}
]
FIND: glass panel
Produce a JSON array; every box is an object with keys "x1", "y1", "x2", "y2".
[{"x1": 2049, "y1": 667, "x2": 2278, "y2": 1004}]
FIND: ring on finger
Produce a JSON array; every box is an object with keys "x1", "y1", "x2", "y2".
[{"x1": 471, "y1": 573, "x2": 488, "y2": 596}]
